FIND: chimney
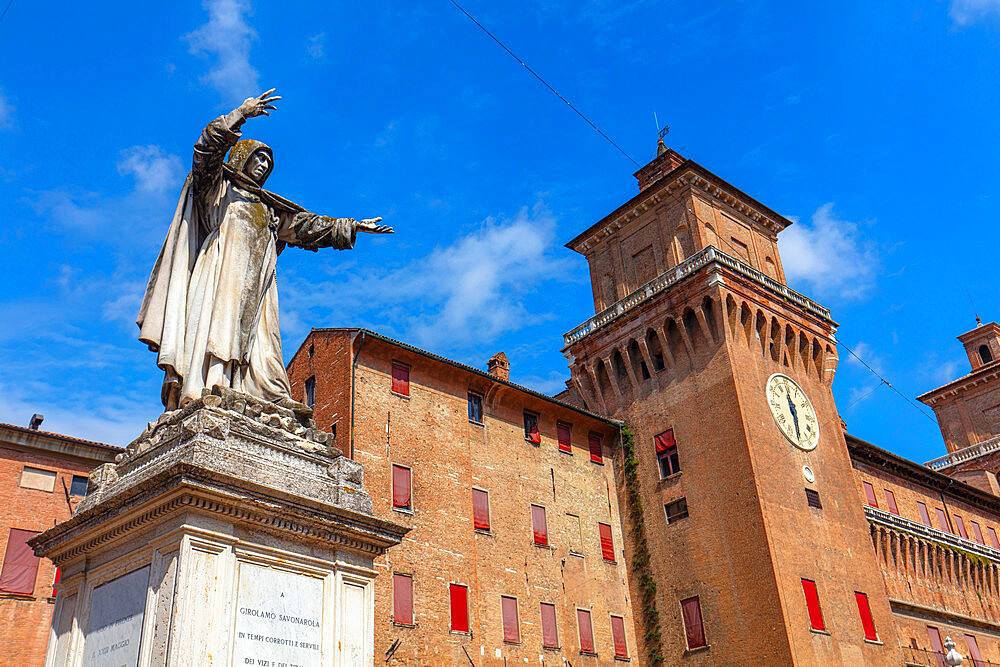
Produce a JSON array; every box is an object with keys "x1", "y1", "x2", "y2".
[
  {"x1": 29, "y1": 414, "x2": 44, "y2": 430},
  {"x1": 488, "y1": 352, "x2": 510, "y2": 382},
  {"x1": 634, "y1": 147, "x2": 686, "y2": 192}
]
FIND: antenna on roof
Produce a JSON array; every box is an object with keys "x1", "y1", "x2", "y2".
[
  {"x1": 967, "y1": 289, "x2": 982, "y2": 326},
  {"x1": 653, "y1": 112, "x2": 669, "y2": 156}
]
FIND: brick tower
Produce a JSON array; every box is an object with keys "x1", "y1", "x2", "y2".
[{"x1": 560, "y1": 147, "x2": 901, "y2": 664}]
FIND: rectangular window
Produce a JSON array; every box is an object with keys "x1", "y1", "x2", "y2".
[
  {"x1": 655, "y1": 429, "x2": 680, "y2": 477},
  {"x1": 304, "y1": 375, "x2": 315, "y2": 408},
  {"x1": 472, "y1": 488, "x2": 490, "y2": 532},
  {"x1": 468, "y1": 392, "x2": 483, "y2": 423},
  {"x1": 450, "y1": 584, "x2": 469, "y2": 633},
  {"x1": 392, "y1": 573, "x2": 413, "y2": 625},
  {"x1": 917, "y1": 502, "x2": 932, "y2": 527},
  {"x1": 577, "y1": 609, "x2": 595, "y2": 654},
  {"x1": 540, "y1": 602, "x2": 559, "y2": 648},
  {"x1": 855, "y1": 592, "x2": 878, "y2": 642},
  {"x1": 0, "y1": 528, "x2": 41, "y2": 595},
  {"x1": 19, "y1": 466, "x2": 56, "y2": 492},
  {"x1": 884, "y1": 489, "x2": 899, "y2": 515},
  {"x1": 805, "y1": 489, "x2": 822, "y2": 509},
  {"x1": 966, "y1": 634, "x2": 984, "y2": 667},
  {"x1": 557, "y1": 422, "x2": 572, "y2": 454},
  {"x1": 665, "y1": 498, "x2": 689, "y2": 524},
  {"x1": 935, "y1": 508, "x2": 950, "y2": 532},
  {"x1": 391, "y1": 361, "x2": 410, "y2": 396},
  {"x1": 927, "y1": 626, "x2": 945, "y2": 667},
  {"x1": 801, "y1": 579, "x2": 825, "y2": 631},
  {"x1": 69, "y1": 475, "x2": 89, "y2": 497},
  {"x1": 599, "y1": 523, "x2": 615, "y2": 562},
  {"x1": 988, "y1": 527, "x2": 1000, "y2": 549},
  {"x1": 862, "y1": 481, "x2": 878, "y2": 508},
  {"x1": 501, "y1": 596, "x2": 520, "y2": 643},
  {"x1": 611, "y1": 615, "x2": 629, "y2": 659},
  {"x1": 588, "y1": 432, "x2": 603, "y2": 464},
  {"x1": 680, "y1": 596, "x2": 707, "y2": 649},
  {"x1": 955, "y1": 515, "x2": 968, "y2": 539},
  {"x1": 971, "y1": 521, "x2": 986, "y2": 545},
  {"x1": 531, "y1": 505, "x2": 548, "y2": 546},
  {"x1": 392, "y1": 464, "x2": 411, "y2": 511},
  {"x1": 566, "y1": 513, "x2": 583, "y2": 555},
  {"x1": 524, "y1": 412, "x2": 541, "y2": 444}
]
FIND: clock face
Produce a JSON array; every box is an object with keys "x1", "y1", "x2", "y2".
[{"x1": 766, "y1": 374, "x2": 819, "y2": 451}]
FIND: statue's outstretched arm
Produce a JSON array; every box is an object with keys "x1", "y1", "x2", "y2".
[
  {"x1": 277, "y1": 214, "x2": 392, "y2": 251},
  {"x1": 192, "y1": 89, "x2": 281, "y2": 192}
]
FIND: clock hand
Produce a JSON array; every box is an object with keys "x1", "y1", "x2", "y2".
[{"x1": 785, "y1": 393, "x2": 801, "y2": 440}]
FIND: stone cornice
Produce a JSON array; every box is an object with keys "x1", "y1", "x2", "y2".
[
  {"x1": 917, "y1": 361, "x2": 1000, "y2": 406},
  {"x1": 0, "y1": 422, "x2": 121, "y2": 462}
]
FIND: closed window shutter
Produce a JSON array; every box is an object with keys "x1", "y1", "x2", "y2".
[
  {"x1": 972, "y1": 522, "x2": 985, "y2": 545},
  {"x1": 917, "y1": 502, "x2": 932, "y2": 526},
  {"x1": 391, "y1": 362, "x2": 409, "y2": 396},
  {"x1": 884, "y1": 489, "x2": 899, "y2": 515},
  {"x1": 966, "y1": 634, "x2": 984, "y2": 666},
  {"x1": 927, "y1": 626, "x2": 944, "y2": 665},
  {"x1": 540, "y1": 603, "x2": 558, "y2": 648},
  {"x1": 531, "y1": 506, "x2": 548, "y2": 546},
  {"x1": 654, "y1": 429, "x2": 675, "y2": 453},
  {"x1": 473, "y1": 489, "x2": 490, "y2": 531},
  {"x1": 392, "y1": 465, "x2": 411, "y2": 509},
  {"x1": 611, "y1": 615, "x2": 628, "y2": 658},
  {"x1": 501, "y1": 596, "x2": 519, "y2": 643},
  {"x1": 588, "y1": 433, "x2": 603, "y2": 464},
  {"x1": 855, "y1": 592, "x2": 877, "y2": 641},
  {"x1": 862, "y1": 482, "x2": 878, "y2": 508},
  {"x1": 598, "y1": 523, "x2": 615, "y2": 562},
  {"x1": 557, "y1": 423, "x2": 571, "y2": 453},
  {"x1": 450, "y1": 584, "x2": 469, "y2": 632},
  {"x1": 577, "y1": 609, "x2": 595, "y2": 654},
  {"x1": 955, "y1": 515, "x2": 968, "y2": 539},
  {"x1": 801, "y1": 579, "x2": 825, "y2": 631},
  {"x1": 680, "y1": 596, "x2": 706, "y2": 649},
  {"x1": 393, "y1": 574, "x2": 413, "y2": 625},
  {"x1": 936, "y1": 508, "x2": 950, "y2": 532},
  {"x1": 0, "y1": 528, "x2": 41, "y2": 595},
  {"x1": 988, "y1": 527, "x2": 1000, "y2": 549}
]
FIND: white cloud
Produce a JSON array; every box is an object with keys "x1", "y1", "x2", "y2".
[
  {"x1": 184, "y1": 0, "x2": 259, "y2": 103},
  {"x1": 306, "y1": 32, "x2": 325, "y2": 59},
  {"x1": 0, "y1": 87, "x2": 13, "y2": 129},
  {"x1": 779, "y1": 203, "x2": 879, "y2": 300},
  {"x1": 950, "y1": 0, "x2": 1000, "y2": 26},
  {"x1": 117, "y1": 145, "x2": 185, "y2": 195}
]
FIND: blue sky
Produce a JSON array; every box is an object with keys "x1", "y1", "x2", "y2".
[{"x1": 1, "y1": 1, "x2": 998, "y2": 463}]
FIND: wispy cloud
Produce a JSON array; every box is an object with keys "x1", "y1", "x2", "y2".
[
  {"x1": 779, "y1": 203, "x2": 879, "y2": 300},
  {"x1": 0, "y1": 87, "x2": 13, "y2": 129},
  {"x1": 950, "y1": 0, "x2": 1000, "y2": 26},
  {"x1": 184, "y1": 0, "x2": 259, "y2": 103},
  {"x1": 306, "y1": 32, "x2": 325, "y2": 59}
]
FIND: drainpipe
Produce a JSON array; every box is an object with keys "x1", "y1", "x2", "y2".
[{"x1": 350, "y1": 331, "x2": 367, "y2": 460}]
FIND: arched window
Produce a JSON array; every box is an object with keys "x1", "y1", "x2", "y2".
[{"x1": 980, "y1": 345, "x2": 994, "y2": 364}]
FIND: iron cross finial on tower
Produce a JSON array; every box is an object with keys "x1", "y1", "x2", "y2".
[{"x1": 654, "y1": 112, "x2": 670, "y2": 156}]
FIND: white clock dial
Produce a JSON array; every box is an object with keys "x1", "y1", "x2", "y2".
[{"x1": 766, "y1": 373, "x2": 820, "y2": 451}]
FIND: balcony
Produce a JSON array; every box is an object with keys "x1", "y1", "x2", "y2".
[
  {"x1": 902, "y1": 645, "x2": 996, "y2": 666},
  {"x1": 925, "y1": 434, "x2": 1000, "y2": 472},
  {"x1": 866, "y1": 505, "x2": 1000, "y2": 564}
]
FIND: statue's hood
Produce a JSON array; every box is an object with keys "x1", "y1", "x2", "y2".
[{"x1": 228, "y1": 139, "x2": 273, "y2": 183}]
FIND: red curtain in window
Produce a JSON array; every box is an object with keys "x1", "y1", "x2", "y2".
[
  {"x1": 966, "y1": 634, "x2": 984, "y2": 667},
  {"x1": 501, "y1": 596, "x2": 519, "y2": 643},
  {"x1": 972, "y1": 522, "x2": 985, "y2": 545},
  {"x1": 917, "y1": 502, "x2": 932, "y2": 527},
  {"x1": 611, "y1": 615, "x2": 628, "y2": 658},
  {"x1": 557, "y1": 423, "x2": 571, "y2": 453},
  {"x1": 540, "y1": 603, "x2": 558, "y2": 648},
  {"x1": 531, "y1": 506, "x2": 548, "y2": 546},
  {"x1": 854, "y1": 592, "x2": 877, "y2": 641},
  {"x1": 654, "y1": 429, "x2": 675, "y2": 453},
  {"x1": 680, "y1": 597, "x2": 706, "y2": 649},
  {"x1": 0, "y1": 528, "x2": 40, "y2": 595},
  {"x1": 577, "y1": 609, "x2": 595, "y2": 654},
  {"x1": 391, "y1": 362, "x2": 409, "y2": 396},
  {"x1": 392, "y1": 465, "x2": 411, "y2": 509},
  {"x1": 472, "y1": 489, "x2": 490, "y2": 531},
  {"x1": 884, "y1": 489, "x2": 899, "y2": 515},
  {"x1": 393, "y1": 574, "x2": 413, "y2": 625},
  {"x1": 599, "y1": 523, "x2": 615, "y2": 562},
  {"x1": 450, "y1": 584, "x2": 469, "y2": 632},
  {"x1": 588, "y1": 433, "x2": 603, "y2": 464},
  {"x1": 801, "y1": 579, "x2": 825, "y2": 631},
  {"x1": 527, "y1": 422, "x2": 541, "y2": 445},
  {"x1": 955, "y1": 515, "x2": 968, "y2": 539},
  {"x1": 862, "y1": 482, "x2": 878, "y2": 508}
]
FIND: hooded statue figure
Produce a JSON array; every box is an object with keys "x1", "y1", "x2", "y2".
[{"x1": 137, "y1": 90, "x2": 391, "y2": 411}]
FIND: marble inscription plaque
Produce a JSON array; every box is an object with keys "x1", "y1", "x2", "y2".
[
  {"x1": 82, "y1": 566, "x2": 149, "y2": 667},
  {"x1": 232, "y1": 562, "x2": 324, "y2": 667}
]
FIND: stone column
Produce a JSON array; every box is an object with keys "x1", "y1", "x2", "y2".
[{"x1": 32, "y1": 387, "x2": 408, "y2": 667}]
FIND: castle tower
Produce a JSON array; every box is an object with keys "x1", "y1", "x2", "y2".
[{"x1": 561, "y1": 148, "x2": 901, "y2": 664}]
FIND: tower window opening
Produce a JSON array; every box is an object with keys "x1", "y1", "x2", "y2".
[{"x1": 980, "y1": 344, "x2": 993, "y2": 364}]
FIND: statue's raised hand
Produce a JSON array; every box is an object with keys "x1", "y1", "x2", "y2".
[
  {"x1": 237, "y1": 89, "x2": 281, "y2": 119},
  {"x1": 357, "y1": 217, "x2": 393, "y2": 234}
]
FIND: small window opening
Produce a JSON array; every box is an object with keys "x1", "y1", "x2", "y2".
[
  {"x1": 304, "y1": 375, "x2": 316, "y2": 408},
  {"x1": 665, "y1": 498, "x2": 688, "y2": 524},
  {"x1": 468, "y1": 393, "x2": 483, "y2": 423},
  {"x1": 980, "y1": 345, "x2": 993, "y2": 364},
  {"x1": 524, "y1": 412, "x2": 541, "y2": 444},
  {"x1": 805, "y1": 489, "x2": 822, "y2": 509},
  {"x1": 655, "y1": 429, "x2": 680, "y2": 477},
  {"x1": 69, "y1": 475, "x2": 89, "y2": 497}
]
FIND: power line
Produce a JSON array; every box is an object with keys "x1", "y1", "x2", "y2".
[
  {"x1": 0, "y1": 0, "x2": 14, "y2": 23},
  {"x1": 447, "y1": 0, "x2": 640, "y2": 167},
  {"x1": 836, "y1": 339, "x2": 937, "y2": 423}
]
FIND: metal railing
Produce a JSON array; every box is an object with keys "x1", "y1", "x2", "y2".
[
  {"x1": 902, "y1": 645, "x2": 996, "y2": 666},
  {"x1": 925, "y1": 434, "x2": 1000, "y2": 471},
  {"x1": 866, "y1": 506, "x2": 1000, "y2": 565},
  {"x1": 561, "y1": 245, "x2": 832, "y2": 347}
]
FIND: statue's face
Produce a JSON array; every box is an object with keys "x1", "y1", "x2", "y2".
[{"x1": 246, "y1": 151, "x2": 271, "y2": 184}]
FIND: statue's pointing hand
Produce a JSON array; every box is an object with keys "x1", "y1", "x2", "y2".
[
  {"x1": 238, "y1": 88, "x2": 281, "y2": 119},
  {"x1": 357, "y1": 217, "x2": 393, "y2": 234}
]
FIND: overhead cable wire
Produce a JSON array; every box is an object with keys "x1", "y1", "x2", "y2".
[
  {"x1": 447, "y1": 0, "x2": 640, "y2": 167},
  {"x1": 0, "y1": 0, "x2": 14, "y2": 23},
  {"x1": 836, "y1": 339, "x2": 937, "y2": 423}
]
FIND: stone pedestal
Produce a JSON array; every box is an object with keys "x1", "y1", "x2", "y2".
[{"x1": 31, "y1": 388, "x2": 407, "y2": 666}]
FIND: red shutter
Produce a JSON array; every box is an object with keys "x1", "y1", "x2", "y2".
[
  {"x1": 473, "y1": 489, "x2": 490, "y2": 531},
  {"x1": 680, "y1": 596, "x2": 706, "y2": 649},
  {"x1": 855, "y1": 592, "x2": 878, "y2": 641},
  {"x1": 588, "y1": 433, "x2": 603, "y2": 464},
  {"x1": 972, "y1": 521, "x2": 985, "y2": 545},
  {"x1": 917, "y1": 502, "x2": 932, "y2": 526},
  {"x1": 599, "y1": 523, "x2": 615, "y2": 562},
  {"x1": 577, "y1": 609, "x2": 595, "y2": 654},
  {"x1": 966, "y1": 634, "x2": 984, "y2": 666},
  {"x1": 862, "y1": 482, "x2": 878, "y2": 508},
  {"x1": 501, "y1": 596, "x2": 519, "y2": 643},
  {"x1": 955, "y1": 515, "x2": 968, "y2": 539},
  {"x1": 391, "y1": 362, "x2": 409, "y2": 396},
  {"x1": 936, "y1": 508, "x2": 950, "y2": 532},
  {"x1": 531, "y1": 505, "x2": 548, "y2": 546},
  {"x1": 557, "y1": 423, "x2": 571, "y2": 454},
  {"x1": 884, "y1": 489, "x2": 899, "y2": 515},
  {"x1": 801, "y1": 579, "x2": 825, "y2": 631},
  {"x1": 393, "y1": 574, "x2": 413, "y2": 625},
  {"x1": 927, "y1": 626, "x2": 944, "y2": 667},
  {"x1": 611, "y1": 615, "x2": 628, "y2": 658},
  {"x1": 0, "y1": 528, "x2": 40, "y2": 595},
  {"x1": 540, "y1": 603, "x2": 558, "y2": 648},
  {"x1": 988, "y1": 527, "x2": 1000, "y2": 549},
  {"x1": 392, "y1": 465, "x2": 411, "y2": 509},
  {"x1": 450, "y1": 584, "x2": 469, "y2": 632},
  {"x1": 654, "y1": 429, "x2": 675, "y2": 453},
  {"x1": 52, "y1": 568, "x2": 60, "y2": 597}
]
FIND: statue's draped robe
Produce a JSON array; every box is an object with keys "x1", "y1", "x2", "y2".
[{"x1": 137, "y1": 114, "x2": 357, "y2": 410}]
